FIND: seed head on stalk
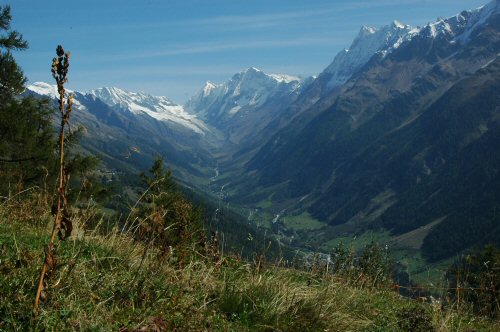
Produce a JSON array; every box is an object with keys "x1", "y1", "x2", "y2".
[{"x1": 33, "y1": 45, "x2": 74, "y2": 317}]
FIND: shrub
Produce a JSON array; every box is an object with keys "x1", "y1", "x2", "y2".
[
  {"x1": 328, "y1": 241, "x2": 392, "y2": 288},
  {"x1": 396, "y1": 304, "x2": 435, "y2": 332}
]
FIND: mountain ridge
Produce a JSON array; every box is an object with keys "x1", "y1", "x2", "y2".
[
  {"x1": 24, "y1": 0, "x2": 500, "y2": 263},
  {"x1": 240, "y1": 0, "x2": 500, "y2": 262}
]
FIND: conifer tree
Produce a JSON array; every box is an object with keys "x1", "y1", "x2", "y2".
[
  {"x1": 0, "y1": 6, "x2": 27, "y2": 101},
  {"x1": 0, "y1": 5, "x2": 54, "y2": 193},
  {"x1": 136, "y1": 156, "x2": 204, "y2": 260}
]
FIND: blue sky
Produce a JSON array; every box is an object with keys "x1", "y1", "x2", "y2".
[{"x1": 8, "y1": 0, "x2": 488, "y2": 103}]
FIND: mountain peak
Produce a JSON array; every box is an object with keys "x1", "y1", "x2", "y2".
[
  {"x1": 202, "y1": 81, "x2": 222, "y2": 97},
  {"x1": 185, "y1": 67, "x2": 310, "y2": 120},
  {"x1": 236, "y1": 67, "x2": 266, "y2": 80},
  {"x1": 245, "y1": 67, "x2": 262, "y2": 73},
  {"x1": 392, "y1": 20, "x2": 405, "y2": 29},
  {"x1": 357, "y1": 25, "x2": 377, "y2": 38},
  {"x1": 320, "y1": 0, "x2": 499, "y2": 91},
  {"x1": 27, "y1": 82, "x2": 72, "y2": 98},
  {"x1": 90, "y1": 87, "x2": 178, "y2": 106},
  {"x1": 235, "y1": 67, "x2": 302, "y2": 84},
  {"x1": 454, "y1": 0, "x2": 500, "y2": 42},
  {"x1": 322, "y1": 20, "x2": 413, "y2": 89}
]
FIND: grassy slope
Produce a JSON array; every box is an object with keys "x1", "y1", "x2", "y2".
[{"x1": 1, "y1": 196, "x2": 498, "y2": 331}]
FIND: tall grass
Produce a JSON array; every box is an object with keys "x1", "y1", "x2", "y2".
[{"x1": 1, "y1": 192, "x2": 499, "y2": 331}]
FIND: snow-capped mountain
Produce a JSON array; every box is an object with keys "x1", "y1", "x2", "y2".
[
  {"x1": 27, "y1": 82, "x2": 87, "y2": 110},
  {"x1": 314, "y1": 0, "x2": 499, "y2": 95},
  {"x1": 185, "y1": 67, "x2": 312, "y2": 123},
  {"x1": 27, "y1": 83, "x2": 208, "y2": 135},
  {"x1": 89, "y1": 87, "x2": 207, "y2": 134},
  {"x1": 182, "y1": 67, "x2": 315, "y2": 146},
  {"x1": 25, "y1": 82, "x2": 217, "y2": 185},
  {"x1": 321, "y1": 21, "x2": 415, "y2": 90},
  {"x1": 422, "y1": 0, "x2": 499, "y2": 42},
  {"x1": 27, "y1": 81, "x2": 70, "y2": 99}
]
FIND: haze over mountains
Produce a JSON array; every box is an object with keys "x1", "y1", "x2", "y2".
[{"x1": 27, "y1": 0, "x2": 500, "y2": 263}]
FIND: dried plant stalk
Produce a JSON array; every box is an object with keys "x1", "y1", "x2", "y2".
[{"x1": 33, "y1": 45, "x2": 73, "y2": 315}]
